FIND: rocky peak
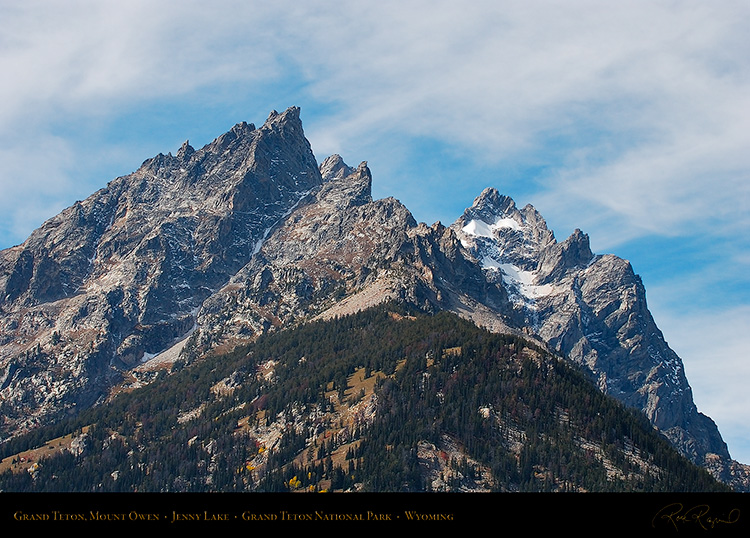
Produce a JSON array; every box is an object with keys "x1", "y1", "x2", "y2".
[
  {"x1": 319, "y1": 154, "x2": 355, "y2": 181},
  {"x1": 457, "y1": 189, "x2": 553, "y2": 243},
  {"x1": 0, "y1": 107, "x2": 323, "y2": 439},
  {"x1": 176, "y1": 140, "x2": 195, "y2": 160},
  {"x1": 453, "y1": 190, "x2": 555, "y2": 276},
  {"x1": 462, "y1": 187, "x2": 519, "y2": 224},
  {"x1": 536, "y1": 228, "x2": 595, "y2": 284},
  {"x1": 316, "y1": 157, "x2": 373, "y2": 210},
  {"x1": 261, "y1": 106, "x2": 302, "y2": 136}
]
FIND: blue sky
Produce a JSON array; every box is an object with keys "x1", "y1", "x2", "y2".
[{"x1": 1, "y1": 1, "x2": 748, "y2": 464}]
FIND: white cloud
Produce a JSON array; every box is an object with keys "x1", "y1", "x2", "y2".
[
  {"x1": 0, "y1": 1, "x2": 286, "y2": 123},
  {"x1": 3, "y1": 2, "x2": 748, "y2": 237}
]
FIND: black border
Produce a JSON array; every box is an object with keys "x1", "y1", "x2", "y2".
[{"x1": 2, "y1": 491, "x2": 748, "y2": 533}]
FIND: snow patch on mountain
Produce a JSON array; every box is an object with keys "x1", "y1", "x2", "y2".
[
  {"x1": 494, "y1": 262, "x2": 556, "y2": 299},
  {"x1": 461, "y1": 216, "x2": 520, "y2": 239},
  {"x1": 458, "y1": 207, "x2": 556, "y2": 304}
]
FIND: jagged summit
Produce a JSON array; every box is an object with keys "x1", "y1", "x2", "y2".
[
  {"x1": 457, "y1": 189, "x2": 554, "y2": 248},
  {"x1": 265, "y1": 105, "x2": 301, "y2": 124},
  {"x1": 0, "y1": 106, "x2": 322, "y2": 438},
  {"x1": 464, "y1": 187, "x2": 519, "y2": 220},
  {"x1": 536, "y1": 228, "x2": 594, "y2": 285},
  {"x1": 454, "y1": 190, "x2": 555, "y2": 277},
  {"x1": 176, "y1": 140, "x2": 195, "y2": 160},
  {"x1": 316, "y1": 158, "x2": 373, "y2": 209},
  {"x1": 319, "y1": 154, "x2": 354, "y2": 181},
  {"x1": 0, "y1": 107, "x2": 747, "y2": 491},
  {"x1": 455, "y1": 188, "x2": 594, "y2": 284}
]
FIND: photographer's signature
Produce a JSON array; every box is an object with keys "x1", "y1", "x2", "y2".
[{"x1": 652, "y1": 503, "x2": 740, "y2": 531}]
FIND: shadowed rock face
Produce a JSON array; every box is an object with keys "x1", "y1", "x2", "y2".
[{"x1": 1, "y1": 109, "x2": 747, "y2": 490}]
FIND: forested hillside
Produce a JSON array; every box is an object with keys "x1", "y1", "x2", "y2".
[{"x1": 0, "y1": 305, "x2": 727, "y2": 493}]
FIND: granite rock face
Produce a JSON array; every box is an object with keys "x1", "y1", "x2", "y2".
[
  {"x1": 0, "y1": 107, "x2": 322, "y2": 433},
  {"x1": 1, "y1": 108, "x2": 747, "y2": 490},
  {"x1": 451, "y1": 188, "x2": 741, "y2": 486},
  {"x1": 188, "y1": 158, "x2": 510, "y2": 356}
]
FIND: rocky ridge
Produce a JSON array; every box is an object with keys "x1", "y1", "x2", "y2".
[
  {"x1": 187, "y1": 155, "x2": 511, "y2": 357},
  {"x1": 452, "y1": 189, "x2": 749, "y2": 488},
  {"x1": 0, "y1": 107, "x2": 322, "y2": 434},
  {"x1": 0, "y1": 107, "x2": 747, "y2": 490}
]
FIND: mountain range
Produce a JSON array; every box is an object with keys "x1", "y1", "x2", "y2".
[{"x1": 1, "y1": 106, "x2": 748, "y2": 492}]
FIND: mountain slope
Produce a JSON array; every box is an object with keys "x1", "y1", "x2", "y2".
[
  {"x1": 0, "y1": 106, "x2": 747, "y2": 491},
  {"x1": 0, "y1": 306, "x2": 729, "y2": 493},
  {"x1": 186, "y1": 156, "x2": 511, "y2": 358}
]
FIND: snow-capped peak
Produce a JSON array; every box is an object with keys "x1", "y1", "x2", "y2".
[{"x1": 452, "y1": 192, "x2": 561, "y2": 304}]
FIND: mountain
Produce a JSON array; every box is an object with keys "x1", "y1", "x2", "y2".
[
  {"x1": 0, "y1": 107, "x2": 320, "y2": 431},
  {"x1": 0, "y1": 106, "x2": 747, "y2": 492},
  {"x1": 451, "y1": 189, "x2": 738, "y2": 477}
]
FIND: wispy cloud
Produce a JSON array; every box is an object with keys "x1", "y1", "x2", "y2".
[
  {"x1": 0, "y1": 1, "x2": 282, "y2": 123},
  {"x1": 290, "y1": 2, "x2": 750, "y2": 245}
]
